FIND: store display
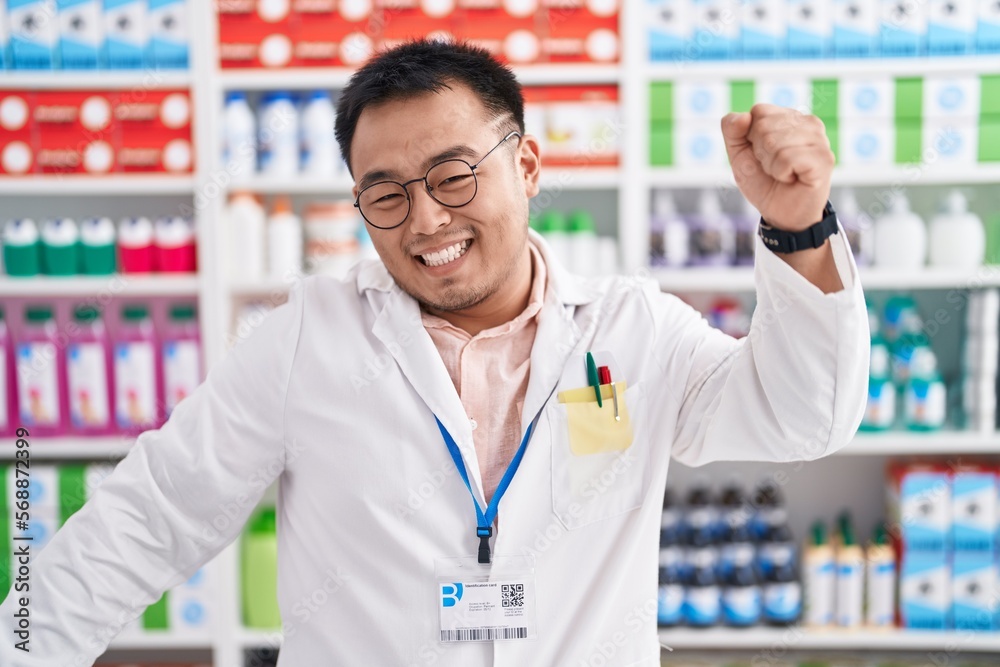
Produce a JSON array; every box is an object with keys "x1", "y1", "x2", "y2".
[
  {"x1": 222, "y1": 91, "x2": 258, "y2": 176},
  {"x1": 79, "y1": 216, "x2": 117, "y2": 275},
  {"x1": 161, "y1": 303, "x2": 200, "y2": 418},
  {"x1": 40, "y1": 217, "x2": 79, "y2": 276},
  {"x1": 258, "y1": 91, "x2": 300, "y2": 177},
  {"x1": 114, "y1": 304, "x2": 161, "y2": 432},
  {"x1": 533, "y1": 208, "x2": 619, "y2": 275},
  {"x1": 15, "y1": 306, "x2": 67, "y2": 436},
  {"x1": 523, "y1": 85, "x2": 621, "y2": 167},
  {"x1": 225, "y1": 191, "x2": 266, "y2": 282},
  {"x1": 118, "y1": 216, "x2": 156, "y2": 273},
  {"x1": 802, "y1": 521, "x2": 835, "y2": 627},
  {"x1": 928, "y1": 190, "x2": 985, "y2": 269},
  {"x1": 834, "y1": 513, "x2": 864, "y2": 628},
  {"x1": 66, "y1": 305, "x2": 113, "y2": 434},
  {"x1": 1, "y1": 219, "x2": 41, "y2": 277},
  {"x1": 300, "y1": 89, "x2": 339, "y2": 177}
]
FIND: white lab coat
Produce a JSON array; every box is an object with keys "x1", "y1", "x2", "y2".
[{"x1": 0, "y1": 229, "x2": 868, "y2": 666}]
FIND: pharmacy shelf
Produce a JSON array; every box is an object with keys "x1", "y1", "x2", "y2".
[
  {"x1": 841, "y1": 432, "x2": 1000, "y2": 456},
  {"x1": 0, "y1": 175, "x2": 195, "y2": 196},
  {"x1": 648, "y1": 55, "x2": 1000, "y2": 80},
  {"x1": 236, "y1": 628, "x2": 283, "y2": 649},
  {"x1": 0, "y1": 437, "x2": 135, "y2": 460},
  {"x1": 540, "y1": 168, "x2": 620, "y2": 190},
  {"x1": 0, "y1": 70, "x2": 191, "y2": 91},
  {"x1": 648, "y1": 165, "x2": 1000, "y2": 189},
  {"x1": 655, "y1": 267, "x2": 1000, "y2": 293},
  {"x1": 109, "y1": 633, "x2": 213, "y2": 651},
  {"x1": 218, "y1": 64, "x2": 620, "y2": 91},
  {"x1": 229, "y1": 277, "x2": 296, "y2": 298},
  {"x1": 659, "y1": 627, "x2": 1000, "y2": 652},
  {"x1": 0, "y1": 275, "x2": 200, "y2": 297},
  {"x1": 226, "y1": 176, "x2": 354, "y2": 195}
]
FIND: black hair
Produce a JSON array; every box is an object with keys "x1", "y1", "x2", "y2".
[{"x1": 334, "y1": 40, "x2": 525, "y2": 176}]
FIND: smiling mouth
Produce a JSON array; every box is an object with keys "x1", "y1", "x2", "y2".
[{"x1": 417, "y1": 239, "x2": 472, "y2": 267}]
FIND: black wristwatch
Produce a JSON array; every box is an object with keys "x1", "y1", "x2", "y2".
[{"x1": 758, "y1": 201, "x2": 839, "y2": 253}]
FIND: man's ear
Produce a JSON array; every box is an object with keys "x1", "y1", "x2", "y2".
[{"x1": 517, "y1": 134, "x2": 542, "y2": 199}]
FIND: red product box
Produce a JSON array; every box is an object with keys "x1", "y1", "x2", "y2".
[
  {"x1": 294, "y1": 0, "x2": 337, "y2": 13},
  {"x1": 34, "y1": 92, "x2": 117, "y2": 175},
  {"x1": 529, "y1": 85, "x2": 620, "y2": 167},
  {"x1": 454, "y1": 10, "x2": 542, "y2": 64},
  {"x1": 112, "y1": 90, "x2": 193, "y2": 174},
  {"x1": 217, "y1": 0, "x2": 298, "y2": 68},
  {"x1": 379, "y1": 12, "x2": 457, "y2": 54},
  {"x1": 294, "y1": 13, "x2": 375, "y2": 67},
  {"x1": 541, "y1": 6, "x2": 618, "y2": 63},
  {"x1": 0, "y1": 92, "x2": 36, "y2": 176}
]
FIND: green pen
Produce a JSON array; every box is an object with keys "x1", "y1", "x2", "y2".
[{"x1": 586, "y1": 352, "x2": 603, "y2": 407}]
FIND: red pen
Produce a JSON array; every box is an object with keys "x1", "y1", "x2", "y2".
[{"x1": 597, "y1": 366, "x2": 620, "y2": 421}]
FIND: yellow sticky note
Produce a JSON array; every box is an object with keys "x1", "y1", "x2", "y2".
[{"x1": 557, "y1": 382, "x2": 633, "y2": 455}]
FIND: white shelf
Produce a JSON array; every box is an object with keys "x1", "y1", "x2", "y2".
[
  {"x1": 841, "y1": 431, "x2": 1000, "y2": 456},
  {"x1": 0, "y1": 175, "x2": 195, "y2": 196},
  {"x1": 648, "y1": 165, "x2": 1000, "y2": 189},
  {"x1": 514, "y1": 64, "x2": 620, "y2": 85},
  {"x1": 0, "y1": 71, "x2": 191, "y2": 90},
  {"x1": 655, "y1": 267, "x2": 1000, "y2": 292},
  {"x1": 0, "y1": 437, "x2": 134, "y2": 460},
  {"x1": 229, "y1": 278, "x2": 295, "y2": 298},
  {"x1": 236, "y1": 628, "x2": 283, "y2": 649},
  {"x1": 227, "y1": 176, "x2": 354, "y2": 195},
  {"x1": 659, "y1": 627, "x2": 1000, "y2": 652},
  {"x1": 540, "y1": 168, "x2": 620, "y2": 190},
  {"x1": 648, "y1": 55, "x2": 1000, "y2": 80},
  {"x1": 0, "y1": 275, "x2": 200, "y2": 297},
  {"x1": 109, "y1": 633, "x2": 213, "y2": 650}
]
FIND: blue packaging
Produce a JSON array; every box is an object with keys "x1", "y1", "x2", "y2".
[
  {"x1": 927, "y1": 0, "x2": 975, "y2": 55},
  {"x1": 102, "y1": 0, "x2": 146, "y2": 69},
  {"x1": 952, "y1": 551, "x2": 997, "y2": 631},
  {"x1": 147, "y1": 0, "x2": 186, "y2": 69},
  {"x1": 900, "y1": 470, "x2": 951, "y2": 552},
  {"x1": 833, "y1": 0, "x2": 879, "y2": 57},
  {"x1": 741, "y1": 0, "x2": 785, "y2": 59},
  {"x1": 952, "y1": 469, "x2": 997, "y2": 552},
  {"x1": 8, "y1": 0, "x2": 58, "y2": 69},
  {"x1": 692, "y1": 0, "x2": 738, "y2": 60},
  {"x1": 900, "y1": 550, "x2": 950, "y2": 630},
  {"x1": 648, "y1": 0, "x2": 693, "y2": 62},
  {"x1": 787, "y1": 0, "x2": 831, "y2": 58},
  {"x1": 57, "y1": 0, "x2": 101, "y2": 69},
  {"x1": 978, "y1": 0, "x2": 1000, "y2": 53},
  {"x1": 880, "y1": 0, "x2": 926, "y2": 56},
  {"x1": 0, "y1": 0, "x2": 8, "y2": 69}
]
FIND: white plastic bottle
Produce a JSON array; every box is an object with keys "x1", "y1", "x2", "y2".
[
  {"x1": 258, "y1": 91, "x2": 300, "y2": 177},
  {"x1": 837, "y1": 188, "x2": 872, "y2": 266},
  {"x1": 267, "y1": 196, "x2": 303, "y2": 279},
  {"x1": 929, "y1": 190, "x2": 985, "y2": 270},
  {"x1": 650, "y1": 190, "x2": 689, "y2": 268},
  {"x1": 222, "y1": 91, "x2": 258, "y2": 177},
  {"x1": 300, "y1": 90, "x2": 339, "y2": 178},
  {"x1": 567, "y1": 210, "x2": 599, "y2": 276},
  {"x1": 873, "y1": 192, "x2": 926, "y2": 270},
  {"x1": 226, "y1": 192, "x2": 266, "y2": 282}
]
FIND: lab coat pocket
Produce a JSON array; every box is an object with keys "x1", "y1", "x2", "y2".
[{"x1": 550, "y1": 382, "x2": 649, "y2": 531}]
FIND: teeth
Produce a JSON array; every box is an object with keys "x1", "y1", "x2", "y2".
[{"x1": 421, "y1": 240, "x2": 471, "y2": 267}]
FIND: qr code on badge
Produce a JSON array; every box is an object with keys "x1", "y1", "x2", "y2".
[{"x1": 501, "y1": 583, "x2": 524, "y2": 608}]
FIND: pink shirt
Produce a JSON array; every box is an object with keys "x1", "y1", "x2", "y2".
[{"x1": 422, "y1": 243, "x2": 546, "y2": 504}]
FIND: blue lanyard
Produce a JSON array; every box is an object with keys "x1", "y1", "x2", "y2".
[{"x1": 435, "y1": 415, "x2": 538, "y2": 564}]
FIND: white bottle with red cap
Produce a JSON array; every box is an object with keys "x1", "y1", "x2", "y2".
[
  {"x1": 118, "y1": 217, "x2": 156, "y2": 273},
  {"x1": 154, "y1": 216, "x2": 197, "y2": 273}
]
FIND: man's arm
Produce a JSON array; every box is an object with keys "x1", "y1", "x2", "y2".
[{"x1": 0, "y1": 286, "x2": 304, "y2": 666}]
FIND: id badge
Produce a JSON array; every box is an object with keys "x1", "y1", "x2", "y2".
[{"x1": 435, "y1": 555, "x2": 538, "y2": 643}]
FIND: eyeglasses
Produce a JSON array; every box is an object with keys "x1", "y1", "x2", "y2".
[{"x1": 354, "y1": 130, "x2": 522, "y2": 230}]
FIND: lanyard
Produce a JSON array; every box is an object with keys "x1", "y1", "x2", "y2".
[{"x1": 435, "y1": 414, "x2": 539, "y2": 564}]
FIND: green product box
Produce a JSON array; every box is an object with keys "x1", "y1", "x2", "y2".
[
  {"x1": 895, "y1": 77, "x2": 923, "y2": 121},
  {"x1": 730, "y1": 80, "x2": 754, "y2": 113},
  {"x1": 896, "y1": 119, "x2": 923, "y2": 164},
  {"x1": 823, "y1": 120, "x2": 839, "y2": 163},
  {"x1": 144, "y1": 591, "x2": 170, "y2": 630},
  {"x1": 650, "y1": 123, "x2": 673, "y2": 166},
  {"x1": 811, "y1": 78, "x2": 839, "y2": 122},
  {"x1": 979, "y1": 115, "x2": 1000, "y2": 162},
  {"x1": 58, "y1": 465, "x2": 88, "y2": 525},
  {"x1": 650, "y1": 82, "x2": 673, "y2": 122},
  {"x1": 981, "y1": 75, "x2": 1000, "y2": 116}
]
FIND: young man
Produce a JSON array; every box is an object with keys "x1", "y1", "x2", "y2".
[{"x1": 0, "y1": 41, "x2": 867, "y2": 666}]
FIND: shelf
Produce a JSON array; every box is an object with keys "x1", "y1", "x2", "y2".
[
  {"x1": 0, "y1": 71, "x2": 191, "y2": 90},
  {"x1": 648, "y1": 165, "x2": 1000, "y2": 189},
  {"x1": 0, "y1": 437, "x2": 135, "y2": 460},
  {"x1": 109, "y1": 633, "x2": 213, "y2": 650},
  {"x1": 229, "y1": 278, "x2": 296, "y2": 298},
  {"x1": 539, "y1": 168, "x2": 620, "y2": 190},
  {"x1": 659, "y1": 627, "x2": 1000, "y2": 652},
  {"x1": 0, "y1": 275, "x2": 200, "y2": 297},
  {"x1": 655, "y1": 267, "x2": 1000, "y2": 292},
  {"x1": 841, "y1": 432, "x2": 1000, "y2": 456},
  {"x1": 236, "y1": 628, "x2": 283, "y2": 649},
  {"x1": 648, "y1": 55, "x2": 1000, "y2": 80},
  {"x1": 0, "y1": 175, "x2": 195, "y2": 196},
  {"x1": 227, "y1": 176, "x2": 354, "y2": 195}
]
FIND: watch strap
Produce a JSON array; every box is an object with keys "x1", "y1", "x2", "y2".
[{"x1": 758, "y1": 202, "x2": 839, "y2": 253}]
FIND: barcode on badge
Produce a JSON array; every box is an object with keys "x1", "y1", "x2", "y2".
[
  {"x1": 440, "y1": 627, "x2": 529, "y2": 641},
  {"x1": 501, "y1": 583, "x2": 524, "y2": 608}
]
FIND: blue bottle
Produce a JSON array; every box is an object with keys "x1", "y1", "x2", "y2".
[
  {"x1": 722, "y1": 539, "x2": 762, "y2": 627},
  {"x1": 658, "y1": 491, "x2": 685, "y2": 627},
  {"x1": 762, "y1": 531, "x2": 803, "y2": 625}
]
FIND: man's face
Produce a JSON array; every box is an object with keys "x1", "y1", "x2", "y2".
[{"x1": 350, "y1": 82, "x2": 540, "y2": 313}]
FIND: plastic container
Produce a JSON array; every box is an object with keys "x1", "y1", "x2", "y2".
[
  {"x1": 873, "y1": 192, "x2": 926, "y2": 270},
  {"x1": 242, "y1": 507, "x2": 281, "y2": 628},
  {"x1": 114, "y1": 304, "x2": 162, "y2": 432},
  {"x1": 223, "y1": 91, "x2": 258, "y2": 177},
  {"x1": 299, "y1": 90, "x2": 339, "y2": 177},
  {"x1": 267, "y1": 196, "x2": 303, "y2": 279},
  {"x1": 802, "y1": 522, "x2": 835, "y2": 627},
  {"x1": 650, "y1": 190, "x2": 688, "y2": 268},
  {"x1": 66, "y1": 305, "x2": 114, "y2": 435},
  {"x1": 865, "y1": 525, "x2": 896, "y2": 628},
  {"x1": 835, "y1": 513, "x2": 864, "y2": 628},
  {"x1": 154, "y1": 216, "x2": 197, "y2": 273},
  {"x1": 226, "y1": 192, "x2": 266, "y2": 282},
  {"x1": 2, "y1": 219, "x2": 41, "y2": 277},
  {"x1": 904, "y1": 344, "x2": 947, "y2": 431},
  {"x1": 860, "y1": 334, "x2": 896, "y2": 431},
  {"x1": 118, "y1": 217, "x2": 156, "y2": 273},
  {"x1": 567, "y1": 209, "x2": 598, "y2": 276},
  {"x1": 303, "y1": 201, "x2": 360, "y2": 278},
  {"x1": 657, "y1": 490, "x2": 684, "y2": 627},
  {"x1": 258, "y1": 91, "x2": 300, "y2": 177},
  {"x1": 836, "y1": 188, "x2": 871, "y2": 266},
  {"x1": 688, "y1": 190, "x2": 735, "y2": 267},
  {"x1": 16, "y1": 306, "x2": 68, "y2": 436},
  {"x1": 928, "y1": 190, "x2": 985, "y2": 269},
  {"x1": 162, "y1": 304, "x2": 201, "y2": 419},
  {"x1": 80, "y1": 217, "x2": 117, "y2": 275},
  {"x1": 536, "y1": 210, "x2": 570, "y2": 270},
  {"x1": 0, "y1": 309, "x2": 15, "y2": 437},
  {"x1": 40, "y1": 218, "x2": 80, "y2": 276}
]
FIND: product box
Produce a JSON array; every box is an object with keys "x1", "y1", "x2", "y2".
[
  {"x1": 927, "y1": 0, "x2": 976, "y2": 55},
  {"x1": 113, "y1": 89, "x2": 192, "y2": 173},
  {"x1": 691, "y1": 0, "x2": 738, "y2": 60},
  {"x1": 674, "y1": 79, "x2": 730, "y2": 121},
  {"x1": 900, "y1": 549, "x2": 951, "y2": 629},
  {"x1": 56, "y1": 0, "x2": 101, "y2": 68},
  {"x1": 786, "y1": 0, "x2": 830, "y2": 58},
  {"x1": 6, "y1": 463, "x2": 58, "y2": 510},
  {"x1": 888, "y1": 462, "x2": 952, "y2": 552},
  {"x1": 839, "y1": 76, "x2": 894, "y2": 119},
  {"x1": 458, "y1": 11, "x2": 540, "y2": 64},
  {"x1": 740, "y1": 0, "x2": 785, "y2": 59},
  {"x1": 755, "y1": 78, "x2": 810, "y2": 113},
  {"x1": 1, "y1": 0, "x2": 10, "y2": 69},
  {"x1": 146, "y1": 0, "x2": 188, "y2": 69},
  {"x1": 144, "y1": 567, "x2": 212, "y2": 633},
  {"x1": 102, "y1": 0, "x2": 147, "y2": 69},
  {"x1": 8, "y1": 0, "x2": 58, "y2": 69},
  {"x1": 833, "y1": 0, "x2": 879, "y2": 57},
  {"x1": 952, "y1": 466, "x2": 998, "y2": 551},
  {"x1": 977, "y1": 0, "x2": 1000, "y2": 53},
  {"x1": 9, "y1": 505, "x2": 60, "y2": 558},
  {"x1": 838, "y1": 118, "x2": 894, "y2": 165},
  {"x1": 34, "y1": 91, "x2": 116, "y2": 174},
  {"x1": 648, "y1": 0, "x2": 692, "y2": 62},
  {"x1": 216, "y1": 0, "x2": 294, "y2": 68},
  {"x1": 650, "y1": 121, "x2": 673, "y2": 166},
  {"x1": 923, "y1": 74, "x2": 981, "y2": 119},
  {"x1": 880, "y1": 0, "x2": 926, "y2": 57},
  {"x1": 542, "y1": 7, "x2": 619, "y2": 63},
  {"x1": 532, "y1": 85, "x2": 620, "y2": 167},
  {"x1": 923, "y1": 118, "x2": 979, "y2": 165},
  {"x1": 674, "y1": 118, "x2": 727, "y2": 167},
  {"x1": 298, "y1": 13, "x2": 373, "y2": 67},
  {"x1": 952, "y1": 551, "x2": 998, "y2": 630},
  {"x1": 0, "y1": 92, "x2": 34, "y2": 175}
]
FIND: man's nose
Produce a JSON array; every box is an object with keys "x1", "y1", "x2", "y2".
[{"x1": 406, "y1": 181, "x2": 452, "y2": 236}]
